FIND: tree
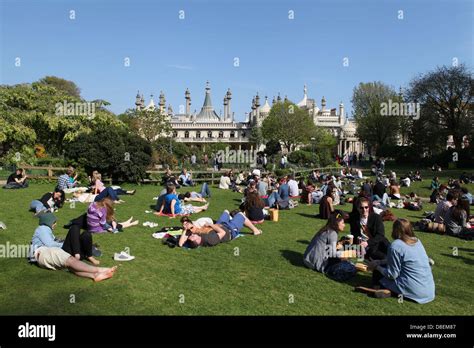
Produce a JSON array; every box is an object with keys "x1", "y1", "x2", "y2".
[
  {"x1": 406, "y1": 64, "x2": 473, "y2": 151},
  {"x1": 66, "y1": 125, "x2": 152, "y2": 182},
  {"x1": 261, "y1": 100, "x2": 318, "y2": 152},
  {"x1": 38, "y1": 76, "x2": 81, "y2": 98},
  {"x1": 250, "y1": 127, "x2": 264, "y2": 149},
  {"x1": 352, "y1": 82, "x2": 401, "y2": 154},
  {"x1": 121, "y1": 108, "x2": 172, "y2": 143}
]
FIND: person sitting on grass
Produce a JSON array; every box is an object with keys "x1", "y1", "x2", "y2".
[
  {"x1": 29, "y1": 213, "x2": 63, "y2": 252},
  {"x1": 91, "y1": 170, "x2": 135, "y2": 203},
  {"x1": 355, "y1": 219, "x2": 435, "y2": 303},
  {"x1": 318, "y1": 188, "x2": 336, "y2": 219},
  {"x1": 155, "y1": 184, "x2": 209, "y2": 218},
  {"x1": 87, "y1": 197, "x2": 139, "y2": 233},
  {"x1": 62, "y1": 219, "x2": 100, "y2": 266},
  {"x1": 219, "y1": 171, "x2": 232, "y2": 190},
  {"x1": 178, "y1": 210, "x2": 262, "y2": 248},
  {"x1": 434, "y1": 191, "x2": 458, "y2": 224},
  {"x1": 29, "y1": 188, "x2": 65, "y2": 215},
  {"x1": 3, "y1": 168, "x2": 28, "y2": 189},
  {"x1": 444, "y1": 198, "x2": 474, "y2": 239},
  {"x1": 162, "y1": 168, "x2": 180, "y2": 188},
  {"x1": 178, "y1": 168, "x2": 194, "y2": 186},
  {"x1": 242, "y1": 191, "x2": 265, "y2": 223},
  {"x1": 389, "y1": 180, "x2": 401, "y2": 200},
  {"x1": 56, "y1": 166, "x2": 78, "y2": 191},
  {"x1": 303, "y1": 210, "x2": 357, "y2": 281},
  {"x1": 461, "y1": 187, "x2": 473, "y2": 205},
  {"x1": 349, "y1": 197, "x2": 387, "y2": 257},
  {"x1": 430, "y1": 176, "x2": 440, "y2": 191}
]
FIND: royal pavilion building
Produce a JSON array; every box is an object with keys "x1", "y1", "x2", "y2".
[{"x1": 134, "y1": 82, "x2": 363, "y2": 156}]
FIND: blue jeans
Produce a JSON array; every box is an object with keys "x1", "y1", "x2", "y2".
[
  {"x1": 266, "y1": 191, "x2": 281, "y2": 208},
  {"x1": 373, "y1": 193, "x2": 389, "y2": 206},
  {"x1": 30, "y1": 200, "x2": 46, "y2": 213},
  {"x1": 216, "y1": 211, "x2": 245, "y2": 239},
  {"x1": 95, "y1": 187, "x2": 119, "y2": 201},
  {"x1": 200, "y1": 182, "x2": 211, "y2": 198}
]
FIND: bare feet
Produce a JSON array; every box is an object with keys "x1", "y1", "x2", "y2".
[
  {"x1": 93, "y1": 270, "x2": 114, "y2": 282},
  {"x1": 88, "y1": 256, "x2": 100, "y2": 266},
  {"x1": 254, "y1": 229, "x2": 263, "y2": 236}
]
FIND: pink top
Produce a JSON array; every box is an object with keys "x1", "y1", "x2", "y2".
[{"x1": 94, "y1": 179, "x2": 105, "y2": 193}]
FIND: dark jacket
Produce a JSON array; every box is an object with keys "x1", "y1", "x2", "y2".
[
  {"x1": 373, "y1": 182, "x2": 386, "y2": 198},
  {"x1": 349, "y1": 213, "x2": 389, "y2": 260}
]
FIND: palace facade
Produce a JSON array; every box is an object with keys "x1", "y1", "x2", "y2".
[{"x1": 134, "y1": 82, "x2": 363, "y2": 155}]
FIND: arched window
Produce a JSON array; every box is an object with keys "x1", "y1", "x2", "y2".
[
  {"x1": 184, "y1": 131, "x2": 189, "y2": 139},
  {"x1": 230, "y1": 131, "x2": 235, "y2": 138},
  {"x1": 218, "y1": 131, "x2": 224, "y2": 138},
  {"x1": 173, "y1": 131, "x2": 178, "y2": 137},
  {"x1": 208, "y1": 131, "x2": 213, "y2": 138},
  {"x1": 196, "y1": 131, "x2": 201, "y2": 138},
  {"x1": 241, "y1": 132, "x2": 246, "y2": 138}
]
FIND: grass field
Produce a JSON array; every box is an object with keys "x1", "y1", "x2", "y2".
[{"x1": 0, "y1": 171, "x2": 473, "y2": 315}]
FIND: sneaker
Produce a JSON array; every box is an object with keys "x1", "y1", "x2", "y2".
[
  {"x1": 429, "y1": 258, "x2": 435, "y2": 266},
  {"x1": 143, "y1": 222, "x2": 151, "y2": 227},
  {"x1": 0, "y1": 221, "x2": 6, "y2": 230},
  {"x1": 92, "y1": 246, "x2": 102, "y2": 257},
  {"x1": 114, "y1": 251, "x2": 135, "y2": 261}
]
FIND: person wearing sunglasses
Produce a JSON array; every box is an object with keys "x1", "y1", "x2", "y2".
[{"x1": 349, "y1": 197, "x2": 389, "y2": 262}]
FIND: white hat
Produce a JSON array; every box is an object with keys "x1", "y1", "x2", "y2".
[{"x1": 252, "y1": 169, "x2": 261, "y2": 177}]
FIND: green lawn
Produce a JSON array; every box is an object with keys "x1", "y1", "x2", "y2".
[{"x1": 0, "y1": 172, "x2": 473, "y2": 315}]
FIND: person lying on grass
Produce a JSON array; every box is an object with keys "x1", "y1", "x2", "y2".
[
  {"x1": 87, "y1": 197, "x2": 139, "y2": 233},
  {"x1": 177, "y1": 182, "x2": 212, "y2": 203},
  {"x1": 29, "y1": 188, "x2": 65, "y2": 216},
  {"x1": 29, "y1": 213, "x2": 100, "y2": 266},
  {"x1": 33, "y1": 246, "x2": 117, "y2": 282},
  {"x1": 355, "y1": 219, "x2": 435, "y2": 303},
  {"x1": 90, "y1": 170, "x2": 135, "y2": 203},
  {"x1": 178, "y1": 211, "x2": 262, "y2": 248},
  {"x1": 155, "y1": 184, "x2": 209, "y2": 218},
  {"x1": 303, "y1": 210, "x2": 357, "y2": 281}
]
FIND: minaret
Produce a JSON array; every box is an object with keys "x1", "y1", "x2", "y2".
[
  {"x1": 255, "y1": 93, "x2": 260, "y2": 122},
  {"x1": 223, "y1": 95, "x2": 228, "y2": 121},
  {"x1": 277, "y1": 93, "x2": 281, "y2": 103},
  {"x1": 339, "y1": 102, "x2": 345, "y2": 125},
  {"x1": 272, "y1": 96, "x2": 276, "y2": 105},
  {"x1": 159, "y1": 91, "x2": 166, "y2": 114},
  {"x1": 321, "y1": 96, "x2": 327, "y2": 111},
  {"x1": 284, "y1": 95, "x2": 288, "y2": 103},
  {"x1": 167, "y1": 104, "x2": 173, "y2": 116},
  {"x1": 135, "y1": 91, "x2": 142, "y2": 110},
  {"x1": 251, "y1": 97, "x2": 257, "y2": 125},
  {"x1": 185, "y1": 88, "x2": 191, "y2": 115},
  {"x1": 226, "y1": 88, "x2": 232, "y2": 122}
]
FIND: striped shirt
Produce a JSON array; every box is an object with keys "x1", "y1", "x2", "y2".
[
  {"x1": 87, "y1": 202, "x2": 107, "y2": 233},
  {"x1": 57, "y1": 174, "x2": 72, "y2": 191}
]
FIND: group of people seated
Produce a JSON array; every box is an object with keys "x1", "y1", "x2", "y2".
[
  {"x1": 18, "y1": 161, "x2": 473, "y2": 301},
  {"x1": 304, "y1": 204, "x2": 435, "y2": 304},
  {"x1": 27, "y1": 166, "x2": 141, "y2": 281}
]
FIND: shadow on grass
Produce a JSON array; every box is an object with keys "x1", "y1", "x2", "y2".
[
  {"x1": 149, "y1": 204, "x2": 157, "y2": 211},
  {"x1": 280, "y1": 249, "x2": 306, "y2": 268},
  {"x1": 440, "y1": 253, "x2": 474, "y2": 266},
  {"x1": 296, "y1": 239, "x2": 310, "y2": 245},
  {"x1": 296, "y1": 213, "x2": 317, "y2": 219},
  {"x1": 456, "y1": 247, "x2": 474, "y2": 253}
]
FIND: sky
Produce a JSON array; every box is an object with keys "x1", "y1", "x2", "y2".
[{"x1": 0, "y1": 0, "x2": 472, "y2": 121}]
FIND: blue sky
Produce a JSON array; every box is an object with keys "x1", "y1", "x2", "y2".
[{"x1": 0, "y1": 0, "x2": 472, "y2": 121}]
